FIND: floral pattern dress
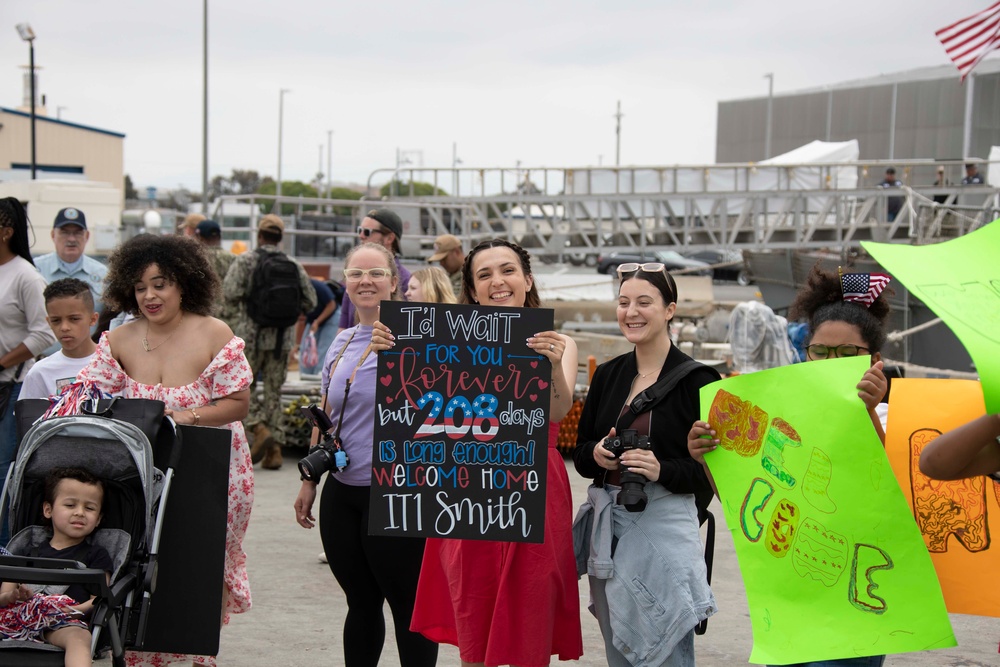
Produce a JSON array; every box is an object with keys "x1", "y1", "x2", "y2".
[{"x1": 79, "y1": 333, "x2": 254, "y2": 667}]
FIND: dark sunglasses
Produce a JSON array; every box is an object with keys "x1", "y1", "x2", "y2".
[
  {"x1": 806, "y1": 344, "x2": 871, "y2": 359},
  {"x1": 357, "y1": 226, "x2": 385, "y2": 238}
]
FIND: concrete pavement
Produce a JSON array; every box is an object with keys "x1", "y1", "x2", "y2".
[{"x1": 101, "y1": 450, "x2": 1000, "y2": 666}]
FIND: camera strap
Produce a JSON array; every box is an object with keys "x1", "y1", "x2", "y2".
[
  {"x1": 325, "y1": 327, "x2": 375, "y2": 443},
  {"x1": 614, "y1": 358, "x2": 703, "y2": 433}
]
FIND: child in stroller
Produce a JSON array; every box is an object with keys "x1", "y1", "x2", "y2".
[{"x1": 0, "y1": 467, "x2": 111, "y2": 666}]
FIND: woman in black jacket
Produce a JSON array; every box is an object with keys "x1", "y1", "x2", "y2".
[{"x1": 573, "y1": 262, "x2": 719, "y2": 667}]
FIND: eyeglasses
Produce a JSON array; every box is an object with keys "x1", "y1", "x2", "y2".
[
  {"x1": 806, "y1": 344, "x2": 871, "y2": 359},
  {"x1": 357, "y1": 226, "x2": 385, "y2": 238},
  {"x1": 344, "y1": 267, "x2": 391, "y2": 282},
  {"x1": 616, "y1": 262, "x2": 666, "y2": 277}
]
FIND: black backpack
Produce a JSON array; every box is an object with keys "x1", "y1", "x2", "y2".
[{"x1": 247, "y1": 248, "x2": 303, "y2": 330}]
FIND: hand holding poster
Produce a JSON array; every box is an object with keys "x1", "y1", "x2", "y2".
[
  {"x1": 369, "y1": 301, "x2": 553, "y2": 543},
  {"x1": 862, "y1": 220, "x2": 1000, "y2": 412},
  {"x1": 699, "y1": 356, "x2": 955, "y2": 665}
]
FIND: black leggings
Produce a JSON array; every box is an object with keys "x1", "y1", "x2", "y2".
[{"x1": 319, "y1": 477, "x2": 438, "y2": 667}]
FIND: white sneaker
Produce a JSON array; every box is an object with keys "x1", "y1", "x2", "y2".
[{"x1": 318, "y1": 551, "x2": 328, "y2": 564}]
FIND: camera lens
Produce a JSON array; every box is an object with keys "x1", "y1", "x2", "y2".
[{"x1": 298, "y1": 447, "x2": 334, "y2": 482}]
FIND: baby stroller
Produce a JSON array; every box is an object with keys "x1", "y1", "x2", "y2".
[{"x1": 0, "y1": 398, "x2": 180, "y2": 666}]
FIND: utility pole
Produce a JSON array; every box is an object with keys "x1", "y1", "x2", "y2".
[
  {"x1": 614, "y1": 100, "x2": 623, "y2": 166},
  {"x1": 317, "y1": 144, "x2": 323, "y2": 191},
  {"x1": 764, "y1": 73, "x2": 774, "y2": 159}
]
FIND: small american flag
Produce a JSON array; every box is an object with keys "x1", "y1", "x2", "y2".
[
  {"x1": 841, "y1": 272, "x2": 891, "y2": 306},
  {"x1": 936, "y1": 2, "x2": 1000, "y2": 81}
]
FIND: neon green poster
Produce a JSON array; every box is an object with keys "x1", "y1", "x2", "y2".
[
  {"x1": 700, "y1": 356, "x2": 955, "y2": 665},
  {"x1": 862, "y1": 220, "x2": 1000, "y2": 413}
]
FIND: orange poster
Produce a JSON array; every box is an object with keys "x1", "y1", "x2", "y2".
[{"x1": 885, "y1": 377, "x2": 999, "y2": 617}]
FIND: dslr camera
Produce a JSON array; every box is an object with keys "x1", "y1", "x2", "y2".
[
  {"x1": 602, "y1": 428, "x2": 652, "y2": 512},
  {"x1": 297, "y1": 404, "x2": 350, "y2": 482}
]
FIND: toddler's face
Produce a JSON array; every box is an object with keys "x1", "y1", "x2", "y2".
[{"x1": 44, "y1": 479, "x2": 103, "y2": 541}]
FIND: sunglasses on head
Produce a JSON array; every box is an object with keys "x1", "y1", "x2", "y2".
[
  {"x1": 806, "y1": 344, "x2": 870, "y2": 359},
  {"x1": 616, "y1": 262, "x2": 666, "y2": 277},
  {"x1": 357, "y1": 226, "x2": 385, "y2": 238}
]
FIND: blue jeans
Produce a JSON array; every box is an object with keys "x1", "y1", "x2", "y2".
[
  {"x1": 0, "y1": 382, "x2": 22, "y2": 546},
  {"x1": 301, "y1": 308, "x2": 339, "y2": 376},
  {"x1": 772, "y1": 657, "x2": 886, "y2": 667}
]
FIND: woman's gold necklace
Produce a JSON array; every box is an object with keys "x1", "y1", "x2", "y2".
[
  {"x1": 142, "y1": 314, "x2": 183, "y2": 352},
  {"x1": 637, "y1": 368, "x2": 658, "y2": 378}
]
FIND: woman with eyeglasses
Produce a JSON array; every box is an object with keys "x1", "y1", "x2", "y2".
[
  {"x1": 573, "y1": 262, "x2": 720, "y2": 667},
  {"x1": 689, "y1": 264, "x2": 891, "y2": 667},
  {"x1": 381, "y1": 238, "x2": 582, "y2": 667},
  {"x1": 338, "y1": 209, "x2": 412, "y2": 333},
  {"x1": 293, "y1": 242, "x2": 438, "y2": 667}
]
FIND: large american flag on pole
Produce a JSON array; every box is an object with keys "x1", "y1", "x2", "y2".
[
  {"x1": 936, "y1": 1, "x2": 1000, "y2": 81},
  {"x1": 841, "y1": 272, "x2": 891, "y2": 306}
]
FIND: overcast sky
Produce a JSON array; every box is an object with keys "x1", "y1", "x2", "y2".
[{"x1": 2, "y1": 0, "x2": 990, "y2": 193}]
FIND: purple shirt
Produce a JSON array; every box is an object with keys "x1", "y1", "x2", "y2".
[{"x1": 321, "y1": 325, "x2": 378, "y2": 486}]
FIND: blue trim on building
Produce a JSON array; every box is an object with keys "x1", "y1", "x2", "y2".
[
  {"x1": 10, "y1": 163, "x2": 84, "y2": 174},
  {"x1": 0, "y1": 107, "x2": 125, "y2": 138}
]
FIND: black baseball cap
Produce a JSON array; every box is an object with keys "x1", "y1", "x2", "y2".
[{"x1": 53, "y1": 207, "x2": 87, "y2": 229}]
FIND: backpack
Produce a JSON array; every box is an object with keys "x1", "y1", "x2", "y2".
[{"x1": 247, "y1": 248, "x2": 303, "y2": 330}]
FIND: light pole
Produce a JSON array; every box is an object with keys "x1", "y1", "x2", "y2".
[
  {"x1": 16, "y1": 23, "x2": 37, "y2": 179},
  {"x1": 202, "y1": 0, "x2": 209, "y2": 213},
  {"x1": 326, "y1": 130, "x2": 333, "y2": 199},
  {"x1": 452, "y1": 142, "x2": 462, "y2": 195},
  {"x1": 764, "y1": 73, "x2": 774, "y2": 159},
  {"x1": 614, "y1": 100, "x2": 623, "y2": 166},
  {"x1": 275, "y1": 88, "x2": 290, "y2": 207}
]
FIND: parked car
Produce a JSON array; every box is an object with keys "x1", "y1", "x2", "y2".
[
  {"x1": 595, "y1": 249, "x2": 711, "y2": 276},
  {"x1": 684, "y1": 249, "x2": 752, "y2": 286}
]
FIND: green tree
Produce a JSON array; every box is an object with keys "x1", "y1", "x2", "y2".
[
  {"x1": 327, "y1": 187, "x2": 364, "y2": 215},
  {"x1": 257, "y1": 180, "x2": 320, "y2": 215},
  {"x1": 209, "y1": 169, "x2": 264, "y2": 200},
  {"x1": 379, "y1": 180, "x2": 448, "y2": 197},
  {"x1": 124, "y1": 174, "x2": 138, "y2": 200}
]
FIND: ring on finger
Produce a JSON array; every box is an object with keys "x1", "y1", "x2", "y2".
[{"x1": 550, "y1": 344, "x2": 555, "y2": 351}]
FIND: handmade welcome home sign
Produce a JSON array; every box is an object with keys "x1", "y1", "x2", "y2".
[
  {"x1": 369, "y1": 300, "x2": 553, "y2": 543},
  {"x1": 700, "y1": 356, "x2": 955, "y2": 665},
  {"x1": 862, "y1": 220, "x2": 1000, "y2": 413},
  {"x1": 885, "y1": 378, "x2": 1000, "y2": 617}
]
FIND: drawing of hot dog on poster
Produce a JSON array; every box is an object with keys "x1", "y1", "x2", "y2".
[
  {"x1": 700, "y1": 356, "x2": 955, "y2": 665},
  {"x1": 368, "y1": 301, "x2": 553, "y2": 543}
]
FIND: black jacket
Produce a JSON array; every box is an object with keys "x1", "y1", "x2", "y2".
[{"x1": 573, "y1": 344, "x2": 721, "y2": 518}]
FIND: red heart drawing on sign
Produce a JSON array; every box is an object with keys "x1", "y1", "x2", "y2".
[
  {"x1": 386, "y1": 361, "x2": 395, "y2": 369},
  {"x1": 529, "y1": 394, "x2": 538, "y2": 401},
  {"x1": 530, "y1": 361, "x2": 538, "y2": 368},
  {"x1": 537, "y1": 380, "x2": 549, "y2": 389},
  {"x1": 380, "y1": 375, "x2": 392, "y2": 386},
  {"x1": 386, "y1": 396, "x2": 393, "y2": 403}
]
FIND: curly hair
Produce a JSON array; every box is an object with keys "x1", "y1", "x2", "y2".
[
  {"x1": 103, "y1": 234, "x2": 218, "y2": 317},
  {"x1": 44, "y1": 277, "x2": 95, "y2": 311},
  {"x1": 409, "y1": 267, "x2": 457, "y2": 304},
  {"x1": 459, "y1": 239, "x2": 541, "y2": 308},
  {"x1": 344, "y1": 242, "x2": 402, "y2": 301},
  {"x1": 789, "y1": 264, "x2": 892, "y2": 354},
  {"x1": 0, "y1": 196, "x2": 34, "y2": 264}
]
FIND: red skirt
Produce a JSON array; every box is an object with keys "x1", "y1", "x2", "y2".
[{"x1": 411, "y1": 422, "x2": 583, "y2": 666}]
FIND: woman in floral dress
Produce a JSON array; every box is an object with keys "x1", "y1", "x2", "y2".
[{"x1": 78, "y1": 234, "x2": 253, "y2": 667}]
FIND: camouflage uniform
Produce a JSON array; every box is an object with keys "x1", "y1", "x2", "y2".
[
  {"x1": 223, "y1": 245, "x2": 317, "y2": 448},
  {"x1": 205, "y1": 245, "x2": 238, "y2": 326}
]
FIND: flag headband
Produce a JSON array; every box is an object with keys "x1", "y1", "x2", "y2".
[{"x1": 838, "y1": 267, "x2": 891, "y2": 307}]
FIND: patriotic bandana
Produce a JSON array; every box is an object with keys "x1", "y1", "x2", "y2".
[{"x1": 839, "y1": 267, "x2": 891, "y2": 307}]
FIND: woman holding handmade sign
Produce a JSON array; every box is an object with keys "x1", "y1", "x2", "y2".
[
  {"x1": 293, "y1": 242, "x2": 439, "y2": 667},
  {"x1": 572, "y1": 262, "x2": 721, "y2": 667},
  {"x1": 375, "y1": 239, "x2": 583, "y2": 666},
  {"x1": 689, "y1": 266, "x2": 892, "y2": 667}
]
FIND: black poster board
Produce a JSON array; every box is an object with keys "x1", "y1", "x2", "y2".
[
  {"x1": 369, "y1": 301, "x2": 553, "y2": 543},
  {"x1": 141, "y1": 424, "x2": 229, "y2": 655}
]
